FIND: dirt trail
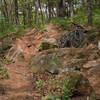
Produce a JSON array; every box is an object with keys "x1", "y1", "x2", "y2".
[
  {"x1": 0, "y1": 61, "x2": 33, "y2": 100},
  {"x1": 0, "y1": 24, "x2": 62, "y2": 100}
]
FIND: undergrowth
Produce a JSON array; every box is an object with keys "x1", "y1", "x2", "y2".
[
  {"x1": 0, "y1": 61, "x2": 9, "y2": 79},
  {"x1": 0, "y1": 16, "x2": 24, "y2": 37},
  {"x1": 50, "y1": 8, "x2": 100, "y2": 29},
  {"x1": 44, "y1": 94, "x2": 60, "y2": 100},
  {"x1": 0, "y1": 7, "x2": 100, "y2": 38},
  {"x1": 0, "y1": 16, "x2": 17, "y2": 37},
  {"x1": 62, "y1": 79, "x2": 74, "y2": 100},
  {"x1": 50, "y1": 17, "x2": 72, "y2": 30},
  {"x1": 44, "y1": 79, "x2": 73, "y2": 100}
]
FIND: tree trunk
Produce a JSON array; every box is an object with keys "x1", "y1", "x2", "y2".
[
  {"x1": 8, "y1": 0, "x2": 14, "y2": 24},
  {"x1": 69, "y1": 0, "x2": 74, "y2": 22},
  {"x1": 82, "y1": 0, "x2": 86, "y2": 5},
  {"x1": 45, "y1": 4, "x2": 49, "y2": 21},
  {"x1": 14, "y1": 0, "x2": 19, "y2": 25},
  {"x1": 34, "y1": 0, "x2": 40, "y2": 25},
  {"x1": 38, "y1": 0, "x2": 44, "y2": 24},
  {"x1": 87, "y1": 0, "x2": 92, "y2": 25},
  {"x1": 47, "y1": 0, "x2": 52, "y2": 20},
  {"x1": 56, "y1": 0, "x2": 66, "y2": 17},
  {"x1": 3, "y1": 0, "x2": 9, "y2": 20},
  {"x1": 27, "y1": 3, "x2": 33, "y2": 26},
  {"x1": 22, "y1": 10, "x2": 26, "y2": 28}
]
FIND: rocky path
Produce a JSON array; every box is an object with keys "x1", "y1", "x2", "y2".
[{"x1": 0, "y1": 61, "x2": 33, "y2": 100}]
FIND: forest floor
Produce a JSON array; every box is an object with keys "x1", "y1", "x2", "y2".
[{"x1": 0, "y1": 24, "x2": 100, "y2": 100}]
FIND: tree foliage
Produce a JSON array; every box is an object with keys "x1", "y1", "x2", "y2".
[{"x1": 0, "y1": 0, "x2": 100, "y2": 35}]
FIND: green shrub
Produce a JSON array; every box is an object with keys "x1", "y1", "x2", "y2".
[
  {"x1": 0, "y1": 16, "x2": 17, "y2": 36},
  {"x1": 93, "y1": 14, "x2": 100, "y2": 28},
  {"x1": 38, "y1": 43, "x2": 43, "y2": 51},
  {"x1": 44, "y1": 94, "x2": 61, "y2": 100},
  {"x1": 15, "y1": 25, "x2": 24, "y2": 36},
  {"x1": 73, "y1": 10, "x2": 88, "y2": 24},
  {"x1": 92, "y1": 9, "x2": 100, "y2": 28},
  {"x1": 49, "y1": 44, "x2": 55, "y2": 49},
  {"x1": 36, "y1": 79, "x2": 44, "y2": 87},
  {"x1": 88, "y1": 32, "x2": 100, "y2": 41},
  {"x1": 0, "y1": 61, "x2": 9, "y2": 79},
  {"x1": 50, "y1": 17, "x2": 71, "y2": 30},
  {"x1": 39, "y1": 25, "x2": 47, "y2": 33},
  {"x1": 50, "y1": 53, "x2": 58, "y2": 66},
  {"x1": 0, "y1": 16, "x2": 25, "y2": 37},
  {"x1": 62, "y1": 80, "x2": 73, "y2": 100}
]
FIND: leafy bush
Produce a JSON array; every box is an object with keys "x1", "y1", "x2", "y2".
[
  {"x1": 50, "y1": 17, "x2": 71, "y2": 29},
  {"x1": 0, "y1": 61, "x2": 9, "y2": 79},
  {"x1": 36, "y1": 79, "x2": 44, "y2": 87},
  {"x1": 39, "y1": 25, "x2": 47, "y2": 33},
  {"x1": 0, "y1": 16, "x2": 17, "y2": 37},
  {"x1": 88, "y1": 32, "x2": 100, "y2": 42},
  {"x1": 0, "y1": 16, "x2": 25, "y2": 37},
  {"x1": 73, "y1": 8, "x2": 100, "y2": 28},
  {"x1": 44, "y1": 94, "x2": 61, "y2": 100},
  {"x1": 62, "y1": 80, "x2": 73, "y2": 100},
  {"x1": 93, "y1": 14, "x2": 100, "y2": 28},
  {"x1": 50, "y1": 7, "x2": 100, "y2": 29},
  {"x1": 73, "y1": 10, "x2": 88, "y2": 24},
  {"x1": 50, "y1": 53, "x2": 58, "y2": 66},
  {"x1": 15, "y1": 25, "x2": 24, "y2": 36}
]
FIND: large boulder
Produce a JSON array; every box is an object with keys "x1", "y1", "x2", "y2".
[{"x1": 29, "y1": 48, "x2": 86, "y2": 73}]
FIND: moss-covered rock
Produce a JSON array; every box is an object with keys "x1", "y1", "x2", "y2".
[{"x1": 29, "y1": 48, "x2": 86, "y2": 73}]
